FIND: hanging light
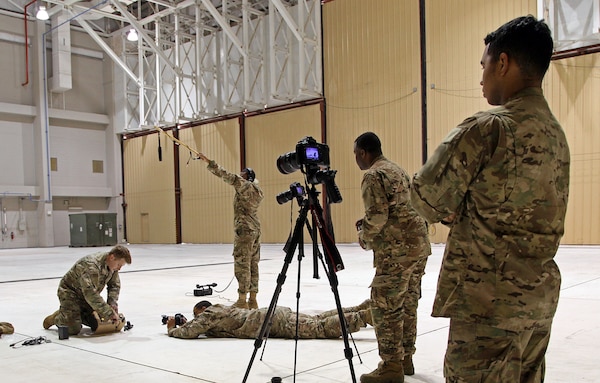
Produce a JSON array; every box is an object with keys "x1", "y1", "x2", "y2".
[
  {"x1": 36, "y1": 5, "x2": 49, "y2": 20},
  {"x1": 126, "y1": 28, "x2": 138, "y2": 42}
]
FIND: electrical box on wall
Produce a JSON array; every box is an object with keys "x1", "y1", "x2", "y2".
[{"x1": 69, "y1": 213, "x2": 117, "y2": 247}]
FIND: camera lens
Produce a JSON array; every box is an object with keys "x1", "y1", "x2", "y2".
[
  {"x1": 276, "y1": 151, "x2": 300, "y2": 174},
  {"x1": 276, "y1": 190, "x2": 293, "y2": 205}
]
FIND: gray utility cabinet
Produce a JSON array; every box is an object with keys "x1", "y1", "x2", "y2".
[{"x1": 69, "y1": 213, "x2": 117, "y2": 247}]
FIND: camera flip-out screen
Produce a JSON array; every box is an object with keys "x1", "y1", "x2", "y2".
[{"x1": 305, "y1": 147, "x2": 320, "y2": 161}]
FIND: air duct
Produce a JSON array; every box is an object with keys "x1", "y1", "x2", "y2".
[{"x1": 50, "y1": 10, "x2": 72, "y2": 92}]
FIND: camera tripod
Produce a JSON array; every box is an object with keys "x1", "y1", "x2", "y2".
[{"x1": 242, "y1": 185, "x2": 357, "y2": 383}]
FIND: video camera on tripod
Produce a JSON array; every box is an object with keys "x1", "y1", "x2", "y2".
[
  {"x1": 243, "y1": 137, "x2": 356, "y2": 383},
  {"x1": 194, "y1": 283, "x2": 217, "y2": 296},
  {"x1": 276, "y1": 136, "x2": 342, "y2": 204}
]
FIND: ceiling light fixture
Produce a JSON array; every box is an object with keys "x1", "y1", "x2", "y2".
[
  {"x1": 36, "y1": 5, "x2": 49, "y2": 20},
  {"x1": 126, "y1": 28, "x2": 138, "y2": 42}
]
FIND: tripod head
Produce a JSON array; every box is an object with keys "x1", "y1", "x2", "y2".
[{"x1": 279, "y1": 181, "x2": 344, "y2": 274}]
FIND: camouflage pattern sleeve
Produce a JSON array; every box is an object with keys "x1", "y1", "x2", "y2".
[
  {"x1": 207, "y1": 160, "x2": 243, "y2": 190},
  {"x1": 76, "y1": 264, "x2": 115, "y2": 320},
  {"x1": 105, "y1": 273, "x2": 120, "y2": 307},
  {"x1": 413, "y1": 88, "x2": 570, "y2": 330},
  {"x1": 358, "y1": 172, "x2": 390, "y2": 247},
  {"x1": 168, "y1": 316, "x2": 212, "y2": 339},
  {"x1": 411, "y1": 115, "x2": 497, "y2": 223}
]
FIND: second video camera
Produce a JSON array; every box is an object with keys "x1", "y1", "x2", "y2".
[
  {"x1": 276, "y1": 182, "x2": 306, "y2": 205},
  {"x1": 161, "y1": 313, "x2": 186, "y2": 326}
]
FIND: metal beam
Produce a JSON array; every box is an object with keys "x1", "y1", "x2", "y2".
[
  {"x1": 200, "y1": 0, "x2": 247, "y2": 58},
  {"x1": 110, "y1": 0, "x2": 180, "y2": 74},
  {"x1": 75, "y1": 16, "x2": 141, "y2": 86},
  {"x1": 270, "y1": 0, "x2": 303, "y2": 42}
]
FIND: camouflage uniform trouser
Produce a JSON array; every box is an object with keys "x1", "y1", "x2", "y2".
[
  {"x1": 268, "y1": 307, "x2": 364, "y2": 339},
  {"x1": 233, "y1": 226, "x2": 261, "y2": 294},
  {"x1": 54, "y1": 291, "x2": 99, "y2": 335},
  {"x1": 444, "y1": 319, "x2": 550, "y2": 383},
  {"x1": 370, "y1": 255, "x2": 427, "y2": 363}
]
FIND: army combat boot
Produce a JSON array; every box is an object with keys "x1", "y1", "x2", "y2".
[
  {"x1": 247, "y1": 292, "x2": 258, "y2": 309},
  {"x1": 360, "y1": 361, "x2": 404, "y2": 383},
  {"x1": 232, "y1": 292, "x2": 249, "y2": 309},
  {"x1": 402, "y1": 355, "x2": 414, "y2": 376},
  {"x1": 43, "y1": 310, "x2": 60, "y2": 329}
]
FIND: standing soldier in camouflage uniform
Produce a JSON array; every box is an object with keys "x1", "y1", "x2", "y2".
[
  {"x1": 43, "y1": 245, "x2": 132, "y2": 335},
  {"x1": 411, "y1": 16, "x2": 570, "y2": 383},
  {"x1": 353, "y1": 132, "x2": 431, "y2": 383},
  {"x1": 166, "y1": 299, "x2": 372, "y2": 339},
  {"x1": 197, "y1": 152, "x2": 264, "y2": 309}
]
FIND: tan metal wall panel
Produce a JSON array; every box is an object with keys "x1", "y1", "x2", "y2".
[
  {"x1": 245, "y1": 105, "x2": 322, "y2": 243},
  {"x1": 123, "y1": 135, "x2": 177, "y2": 244},
  {"x1": 121, "y1": 0, "x2": 600, "y2": 245},
  {"x1": 179, "y1": 121, "x2": 240, "y2": 243},
  {"x1": 544, "y1": 53, "x2": 600, "y2": 244},
  {"x1": 323, "y1": 0, "x2": 423, "y2": 243},
  {"x1": 424, "y1": 0, "x2": 536, "y2": 243}
]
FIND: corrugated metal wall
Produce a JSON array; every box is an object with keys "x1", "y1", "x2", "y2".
[
  {"x1": 323, "y1": 0, "x2": 423, "y2": 244},
  {"x1": 125, "y1": 104, "x2": 322, "y2": 245},
  {"x1": 179, "y1": 120, "x2": 240, "y2": 243},
  {"x1": 423, "y1": 0, "x2": 536, "y2": 243},
  {"x1": 245, "y1": 104, "x2": 322, "y2": 243},
  {"x1": 123, "y1": 134, "x2": 177, "y2": 243},
  {"x1": 122, "y1": 0, "x2": 600, "y2": 245},
  {"x1": 544, "y1": 53, "x2": 600, "y2": 244}
]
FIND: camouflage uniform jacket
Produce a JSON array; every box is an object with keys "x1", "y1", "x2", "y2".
[
  {"x1": 57, "y1": 251, "x2": 120, "y2": 320},
  {"x1": 169, "y1": 304, "x2": 279, "y2": 339},
  {"x1": 359, "y1": 155, "x2": 430, "y2": 262},
  {"x1": 207, "y1": 160, "x2": 264, "y2": 231},
  {"x1": 411, "y1": 87, "x2": 570, "y2": 331}
]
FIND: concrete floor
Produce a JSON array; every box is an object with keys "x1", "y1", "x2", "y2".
[{"x1": 0, "y1": 242, "x2": 598, "y2": 383}]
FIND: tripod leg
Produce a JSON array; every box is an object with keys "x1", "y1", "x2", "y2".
[
  {"x1": 242, "y1": 201, "x2": 309, "y2": 383},
  {"x1": 308, "y1": 191, "x2": 357, "y2": 383}
]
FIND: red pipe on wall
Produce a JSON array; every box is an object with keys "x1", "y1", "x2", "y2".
[{"x1": 22, "y1": 0, "x2": 38, "y2": 86}]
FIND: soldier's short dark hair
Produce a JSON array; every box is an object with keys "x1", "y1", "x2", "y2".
[
  {"x1": 194, "y1": 301, "x2": 212, "y2": 311},
  {"x1": 355, "y1": 132, "x2": 382, "y2": 156},
  {"x1": 109, "y1": 245, "x2": 132, "y2": 264},
  {"x1": 484, "y1": 15, "x2": 553, "y2": 79}
]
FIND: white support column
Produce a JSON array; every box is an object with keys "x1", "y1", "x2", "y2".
[
  {"x1": 174, "y1": 12, "x2": 181, "y2": 121},
  {"x1": 155, "y1": 22, "x2": 162, "y2": 126},
  {"x1": 33, "y1": 18, "x2": 54, "y2": 247},
  {"x1": 138, "y1": 37, "x2": 145, "y2": 127}
]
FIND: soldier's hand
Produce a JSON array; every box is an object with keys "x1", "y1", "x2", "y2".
[
  {"x1": 358, "y1": 237, "x2": 367, "y2": 250},
  {"x1": 197, "y1": 152, "x2": 210, "y2": 163},
  {"x1": 441, "y1": 213, "x2": 456, "y2": 225},
  {"x1": 166, "y1": 316, "x2": 176, "y2": 330},
  {"x1": 355, "y1": 219, "x2": 363, "y2": 231}
]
